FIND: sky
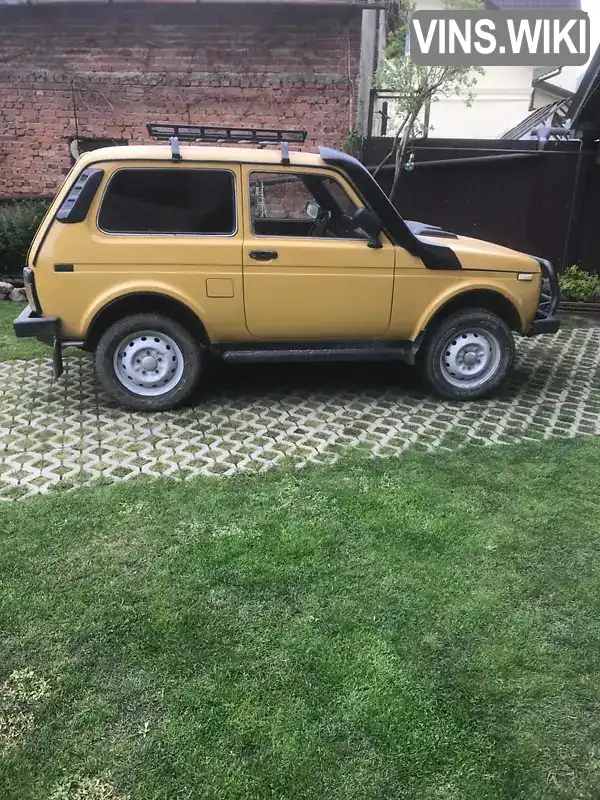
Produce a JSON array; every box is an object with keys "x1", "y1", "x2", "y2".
[
  {"x1": 582, "y1": 0, "x2": 600, "y2": 66},
  {"x1": 551, "y1": 0, "x2": 600, "y2": 91}
]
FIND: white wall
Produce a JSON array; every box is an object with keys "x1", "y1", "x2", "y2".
[
  {"x1": 383, "y1": 0, "x2": 544, "y2": 139},
  {"x1": 427, "y1": 65, "x2": 536, "y2": 138}
]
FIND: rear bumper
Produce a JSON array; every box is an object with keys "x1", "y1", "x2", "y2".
[
  {"x1": 13, "y1": 306, "x2": 60, "y2": 340},
  {"x1": 13, "y1": 307, "x2": 64, "y2": 378}
]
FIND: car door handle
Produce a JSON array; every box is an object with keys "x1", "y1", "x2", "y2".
[{"x1": 249, "y1": 250, "x2": 278, "y2": 262}]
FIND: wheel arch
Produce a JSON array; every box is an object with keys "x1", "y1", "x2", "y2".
[
  {"x1": 415, "y1": 287, "x2": 524, "y2": 345},
  {"x1": 84, "y1": 292, "x2": 210, "y2": 350}
]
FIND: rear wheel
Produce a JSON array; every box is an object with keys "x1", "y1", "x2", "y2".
[
  {"x1": 419, "y1": 308, "x2": 515, "y2": 400},
  {"x1": 95, "y1": 313, "x2": 202, "y2": 411}
]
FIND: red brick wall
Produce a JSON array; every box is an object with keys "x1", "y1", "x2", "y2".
[{"x1": 0, "y1": 3, "x2": 361, "y2": 197}]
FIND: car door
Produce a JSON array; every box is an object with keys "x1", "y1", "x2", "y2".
[{"x1": 241, "y1": 166, "x2": 395, "y2": 340}]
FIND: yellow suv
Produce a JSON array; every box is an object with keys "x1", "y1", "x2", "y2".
[{"x1": 14, "y1": 123, "x2": 560, "y2": 411}]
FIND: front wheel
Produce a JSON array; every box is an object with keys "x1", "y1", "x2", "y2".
[
  {"x1": 95, "y1": 313, "x2": 203, "y2": 411},
  {"x1": 419, "y1": 308, "x2": 515, "y2": 400}
]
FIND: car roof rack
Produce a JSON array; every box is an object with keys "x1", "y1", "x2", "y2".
[{"x1": 146, "y1": 123, "x2": 307, "y2": 165}]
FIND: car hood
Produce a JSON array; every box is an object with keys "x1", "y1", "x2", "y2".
[{"x1": 405, "y1": 220, "x2": 540, "y2": 273}]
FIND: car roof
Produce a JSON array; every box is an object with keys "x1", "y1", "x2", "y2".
[{"x1": 77, "y1": 144, "x2": 327, "y2": 168}]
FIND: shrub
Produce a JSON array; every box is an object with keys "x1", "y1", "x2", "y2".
[
  {"x1": 0, "y1": 200, "x2": 49, "y2": 280},
  {"x1": 559, "y1": 264, "x2": 600, "y2": 302}
]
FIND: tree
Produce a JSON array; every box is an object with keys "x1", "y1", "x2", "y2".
[{"x1": 374, "y1": 0, "x2": 484, "y2": 200}]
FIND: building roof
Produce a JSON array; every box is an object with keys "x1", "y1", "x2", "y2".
[
  {"x1": 499, "y1": 99, "x2": 569, "y2": 138},
  {"x1": 485, "y1": 0, "x2": 581, "y2": 9}
]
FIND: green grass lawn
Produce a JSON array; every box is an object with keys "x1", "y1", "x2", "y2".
[
  {"x1": 0, "y1": 301, "x2": 50, "y2": 361},
  {"x1": 1, "y1": 437, "x2": 600, "y2": 799}
]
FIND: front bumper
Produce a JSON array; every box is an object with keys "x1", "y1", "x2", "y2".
[
  {"x1": 13, "y1": 306, "x2": 64, "y2": 378},
  {"x1": 528, "y1": 313, "x2": 561, "y2": 336},
  {"x1": 526, "y1": 256, "x2": 561, "y2": 337}
]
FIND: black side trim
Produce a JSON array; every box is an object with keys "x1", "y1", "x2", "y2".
[
  {"x1": 54, "y1": 263, "x2": 74, "y2": 272},
  {"x1": 319, "y1": 148, "x2": 462, "y2": 271},
  {"x1": 213, "y1": 339, "x2": 419, "y2": 365}
]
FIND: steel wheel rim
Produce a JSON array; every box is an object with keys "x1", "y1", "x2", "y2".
[
  {"x1": 113, "y1": 330, "x2": 185, "y2": 397},
  {"x1": 440, "y1": 328, "x2": 502, "y2": 389}
]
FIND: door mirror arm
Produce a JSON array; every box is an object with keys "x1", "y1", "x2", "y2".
[{"x1": 350, "y1": 208, "x2": 383, "y2": 249}]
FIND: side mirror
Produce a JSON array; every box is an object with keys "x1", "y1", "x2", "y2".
[
  {"x1": 351, "y1": 208, "x2": 383, "y2": 249},
  {"x1": 305, "y1": 201, "x2": 320, "y2": 220}
]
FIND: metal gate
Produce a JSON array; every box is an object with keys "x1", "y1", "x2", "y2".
[{"x1": 362, "y1": 136, "x2": 591, "y2": 274}]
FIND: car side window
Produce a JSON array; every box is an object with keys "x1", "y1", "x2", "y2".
[
  {"x1": 98, "y1": 168, "x2": 236, "y2": 235},
  {"x1": 249, "y1": 171, "x2": 369, "y2": 240}
]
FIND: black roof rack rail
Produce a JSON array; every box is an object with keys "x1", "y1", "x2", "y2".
[{"x1": 147, "y1": 123, "x2": 307, "y2": 145}]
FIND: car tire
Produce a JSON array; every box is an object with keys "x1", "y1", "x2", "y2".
[
  {"x1": 95, "y1": 313, "x2": 203, "y2": 411},
  {"x1": 419, "y1": 308, "x2": 515, "y2": 400}
]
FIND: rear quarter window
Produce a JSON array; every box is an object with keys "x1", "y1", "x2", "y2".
[{"x1": 98, "y1": 168, "x2": 236, "y2": 235}]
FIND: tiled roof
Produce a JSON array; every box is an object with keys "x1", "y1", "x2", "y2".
[{"x1": 485, "y1": 0, "x2": 581, "y2": 9}]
